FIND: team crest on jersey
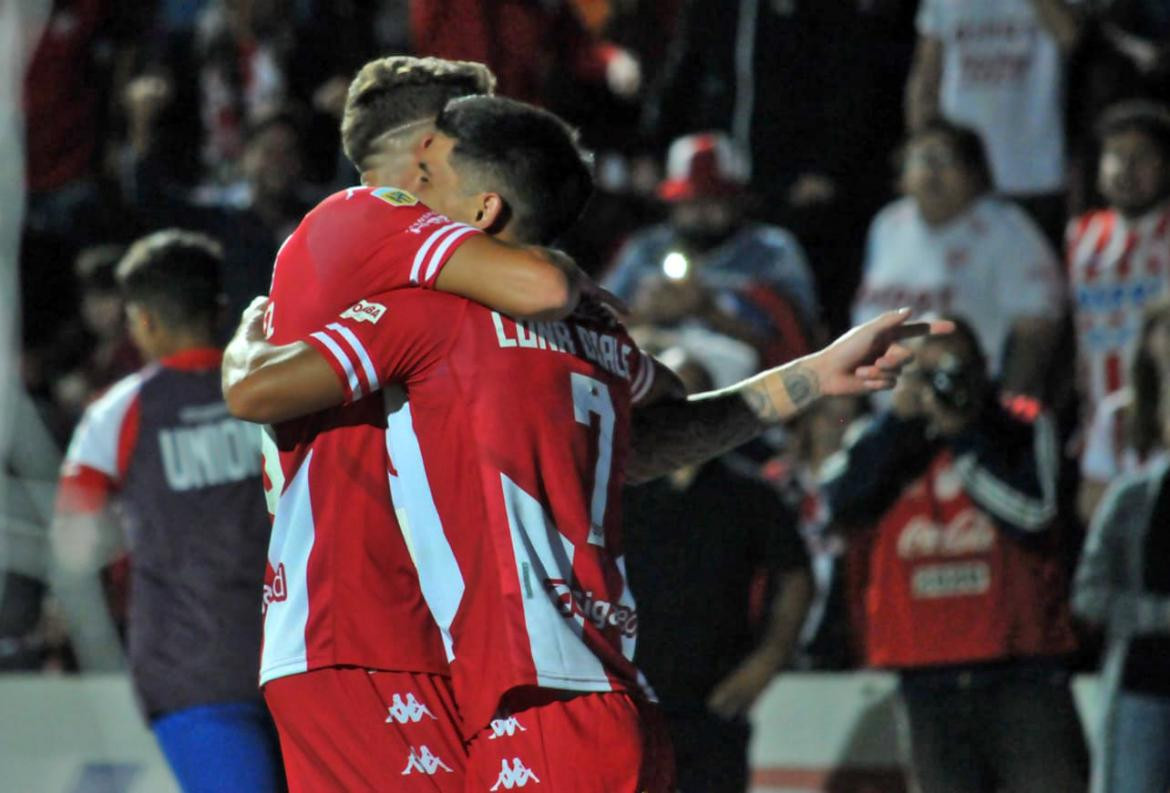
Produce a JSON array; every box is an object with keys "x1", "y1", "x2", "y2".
[
  {"x1": 371, "y1": 186, "x2": 418, "y2": 207},
  {"x1": 341, "y1": 299, "x2": 387, "y2": 324}
]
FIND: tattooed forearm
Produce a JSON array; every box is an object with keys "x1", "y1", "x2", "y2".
[
  {"x1": 627, "y1": 394, "x2": 765, "y2": 484},
  {"x1": 781, "y1": 364, "x2": 819, "y2": 410},
  {"x1": 627, "y1": 360, "x2": 824, "y2": 483}
]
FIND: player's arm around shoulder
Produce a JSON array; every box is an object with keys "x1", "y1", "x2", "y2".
[
  {"x1": 434, "y1": 234, "x2": 581, "y2": 321},
  {"x1": 222, "y1": 298, "x2": 346, "y2": 425}
]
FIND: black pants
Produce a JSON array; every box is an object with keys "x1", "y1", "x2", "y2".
[
  {"x1": 898, "y1": 664, "x2": 1088, "y2": 793},
  {"x1": 665, "y1": 712, "x2": 750, "y2": 793}
]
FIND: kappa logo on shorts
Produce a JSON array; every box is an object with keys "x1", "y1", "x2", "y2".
[
  {"x1": 490, "y1": 758, "x2": 540, "y2": 790},
  {"x1": 487, "y1": 715, "x2": 527, "y2": 739},
  {"x1": 340, "y1": 299, "x2": 387, "y2": 324},
  {"x1": 386, "y1": 693, "x2": 437, "y2": 725},
  {"x1": 401, "y1": 745, "x2": 453, "y2": 775}
]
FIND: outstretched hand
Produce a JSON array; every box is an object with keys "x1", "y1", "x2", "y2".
[{"x1": 814, "y1": 308, "x2": 954, "y2": 396}]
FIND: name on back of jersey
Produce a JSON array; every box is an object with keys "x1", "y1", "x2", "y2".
[
  {"x1": 159, "y1": 404, "x2": 262, "y2": 491},
  {"x1": 490, "y1": 311, "x2": 634, "y2": 382}
]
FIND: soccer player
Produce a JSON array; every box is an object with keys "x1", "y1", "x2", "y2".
[
  {"x1": 225, "y1": 94, "x2": 947, "y2": 791},
  {"x1": 246, "y1": 56, "x2": 616, "y2": 791},
  {"x1": 52, "y1": 231, "x2": 284, "y2": 792}
]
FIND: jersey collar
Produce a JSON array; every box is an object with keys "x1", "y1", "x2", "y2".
[{"x1": 159, "y1": 347, "x2": 223, "y2": 371}]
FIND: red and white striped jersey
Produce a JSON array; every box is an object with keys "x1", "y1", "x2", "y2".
[
  {"x1": 1068, "y1": 204, "x2": 1170, "y2": 420},
  {"x1": 259, "y1": 186, "x2": 481, "y2": 686},
  {"x1": 304, "y1": 290, "x2": 657, "y2": 734}
]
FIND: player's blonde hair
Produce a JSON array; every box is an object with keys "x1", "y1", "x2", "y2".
[{"x1": 341, "y1": 56, "x2": 496, "y2": 171}]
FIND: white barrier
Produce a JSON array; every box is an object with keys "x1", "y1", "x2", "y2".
[{"x1": 0, "y1": 672, "x2": 1101, "y2": 793}]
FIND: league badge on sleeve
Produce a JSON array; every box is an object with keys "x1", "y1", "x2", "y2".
[
  {"x1": 341, "y1": 300, "x2": 388, "y2": 324},
  {"x1": 371, "y1": 187, "x2": 419, "y2": 207}
]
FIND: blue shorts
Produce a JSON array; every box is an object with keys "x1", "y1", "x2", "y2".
[{"x1": 152, "y1": 700, "x2": 285, "y2": 792}]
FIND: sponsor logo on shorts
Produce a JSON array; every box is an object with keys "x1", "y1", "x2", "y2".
[
  {"x1": 490, "y1": 758, "x2": 540, "y2": 790},
  {"x1": 487, "y1": 715, "x2": 526, "y2": 739},
  {"x1": 401, "y1": 745, "x2": 453, "y2": 775},
  {"x1": 262, "y1": 563, "x2": 287, "y2": 614},
  {"x1": 386, "y1": 693, "x2": 437, "y2": 725},
  {"x1": 545, "y1": 578, "x2": 637, "y2": 638},
  {"x1": 341, "y1": 299, "x2": 387, "y2": 324}
]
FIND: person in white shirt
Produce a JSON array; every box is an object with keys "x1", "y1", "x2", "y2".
[
  {"x1": 1068, "y1": 100, "x2": 1170, "y2": 443},
  {"x1": 852, "y1": 120, "x2": 1065, "y2": 398},
  {"x1": 905, "y1": 0, "x2": 1081, "y2": 242}
]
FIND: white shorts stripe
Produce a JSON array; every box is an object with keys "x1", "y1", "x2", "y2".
[
  {"x1": 311, "y1": 330, "x2": 362, "y2": 399},
  {"x1": 410, "y1": 223, "x2": 465, "y2": 285},
  {"x1": 327, "y1": 323, "x2": 380, "y2": 393},
  {"x1": 424, "y1": 225, "x2": 477, "y2": 282}
]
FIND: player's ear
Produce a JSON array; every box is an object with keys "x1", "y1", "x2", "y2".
[{"x1": 475, "y1": 192, "x2": 511, "y2": 235}]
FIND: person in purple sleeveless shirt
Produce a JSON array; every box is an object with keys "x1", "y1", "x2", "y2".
[{"x1": 52, "y1": 230, "x2": 284, "y2": 792}]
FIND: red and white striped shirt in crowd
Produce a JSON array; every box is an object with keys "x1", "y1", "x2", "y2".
[
  {"x1": 305, "y1": 290, "x2": 658, "y2": 735},
  {"x1": 259, "y1": 186, "x2": 481, "y2": 687},
  {"x1": 1067, "y1": 203, "x2": 1170, "y2": 422}
]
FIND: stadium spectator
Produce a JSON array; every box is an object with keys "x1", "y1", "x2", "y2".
[
  {"x1": 1068, "y1": 100, "x2": 1170, "y2": 450},
  {"x1": 852, "y1": 120, "x2": 1065, "y2": 399},
  {"x1": 1079, "y1": 295, "x2": 1170, "y2": 523},
  {"x1": 642, "y1": 0, "x2": 917, "y2": 331},
  {"x1": 50, "y1": 230, "x2": 283, "y2": 792},
  {"x1": 623, "y1": 354, "x2": 813, "y2": 793},
  {"x1": 190, "y1": 0, "x2": 292, "y2": 184},
  {"x1": 1073, "y1": 389, "x2": 1170, "y2": 793},
  {"x1": 762, "y1": 395, "x2": 866, "y2": 670},
  {"x1": 43, "y1": 244, "x2": 141, "y2": 422},
  {"x1": 120, "y1": 83, "x2": 320, "y2": 323},
  {"x1": 905, "y1": 0, "x2": 1080, "y2": 243},
  {"x1": 23, "y1": 0, "x2": 133, "y2": 243},
  {"x1": 410, "y1": 0, "x2": 642, "y2": 114},
  {"x1": 822, "y1": 319, "x2": 1088, "y2": 793},
  {"x1": 605, "y1": 132, "x2": 820, "y2": 367}
]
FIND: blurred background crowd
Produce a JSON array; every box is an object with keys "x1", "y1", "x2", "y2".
[{"x1": 6, "y1": 0, "x2": 1170, "y2": 791}]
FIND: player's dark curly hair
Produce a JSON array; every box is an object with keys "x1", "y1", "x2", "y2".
[
  {"x1": 116, "y1": 229, "x2": 223, "y2": 330},
  {"x1": 435, "y1": 95, "x2": 593, "y2": 245},
  {"x1": 341, "y1": 56, "x2": 496, "y2": 171}
]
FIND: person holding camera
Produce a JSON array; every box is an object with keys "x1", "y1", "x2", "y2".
[{"x1": 821, "y1": 318, "x2": 1088, "y2": 793}]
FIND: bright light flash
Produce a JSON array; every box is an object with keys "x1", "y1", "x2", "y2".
[{"x1": 662, "y1": 252, "x2": 689, "y2": 280}]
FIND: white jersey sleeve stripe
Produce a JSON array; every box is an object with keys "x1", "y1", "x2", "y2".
[
  {"x1": 63, "y1": 369, "x2": 150, "y2": 479},
  {"x1": 410, "y1": 223, "x2": 464, "y2": 285},
  {"x1": 311, "y1": 330, "x2": 363, "y2": 400},
  {"x1": 630, "y1": 354, "x2": 656, "y2": 404},
  {"x1": 424, "y1": 225, "x2": 478, "y2": 282},
  {"x1": 327, "y1": 323, "x2": 380, "y2": 394}
]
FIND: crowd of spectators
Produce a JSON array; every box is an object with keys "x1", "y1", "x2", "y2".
[{"x1": 9, "y1": 0, "x2": 1170, "y2": 791}]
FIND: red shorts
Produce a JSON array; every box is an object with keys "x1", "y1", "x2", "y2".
[
  {"x1": 464, "y1": 689, "x2": 675, "y2": 793},
  {"x1": 264, "y1": 667, "x2": 466, "y2": 792}
]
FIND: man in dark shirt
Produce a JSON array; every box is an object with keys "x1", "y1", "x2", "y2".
[
  {"x1": 624, "y1": 357, "x2": 812, "y2": 793},
  {"x1": 51, "y1": 230, "x2": 283, "y2": 792}
]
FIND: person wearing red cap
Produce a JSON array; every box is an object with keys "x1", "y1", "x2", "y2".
[{"x1": 603, "y1": 132, "x2": 820, "y2": 369}]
